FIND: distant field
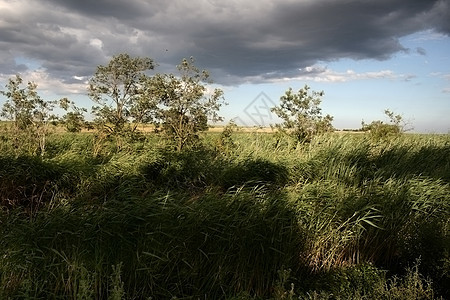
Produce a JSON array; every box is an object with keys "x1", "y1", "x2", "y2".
[
  {"x1": 1, "y1": 121, "x2": 275, "y2": 133},
  {"x1": 0, "y1": 120, "x2": 386, "y2": 134}
]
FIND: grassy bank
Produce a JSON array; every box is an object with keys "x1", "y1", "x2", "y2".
[{"x1": 0, "y1": 131, "x2": 449, "y2": 299}]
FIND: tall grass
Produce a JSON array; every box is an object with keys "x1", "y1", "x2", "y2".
[{"x1": 0, "y1": 131, "x2": 448, "y2": 298}]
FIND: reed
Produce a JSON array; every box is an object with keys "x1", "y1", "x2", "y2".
[{"x1": 0, "y1": 131, "x2": 448, "y2": 298}]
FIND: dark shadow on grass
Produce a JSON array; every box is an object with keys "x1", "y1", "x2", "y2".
[
  {"x1": 371, "y1": 144, "x2": 450, "y2": 182},
  {"x1": 140, "y1": 147, "x2": 289, "y2": 191},
  {"x1": 0, "y1": 155, "x2": 67, "y2": 212},
  {"x1": 1, "y1": 187, "x2": 306, "y2": 298}
]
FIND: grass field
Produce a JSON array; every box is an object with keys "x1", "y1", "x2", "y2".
[{"x1": 0, "y1": 129, "x2": 449, "y2": 299}]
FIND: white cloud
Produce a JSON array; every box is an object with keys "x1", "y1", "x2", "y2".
[
  {"x1": 408, "y1": 29, "x2": 448, "y2": 42},
  {"x1": 428, "y1": 72, "x2": 450, "y2": 94},
  {"x1": 89, "y1": 38, "x2": 103, "y2": 50},
  {"x1": 0, "y1": 70, "x2": 88, "y2": 97},
  {"x1": 272, "y1": 66, "x2": 410, "y2": 83}
]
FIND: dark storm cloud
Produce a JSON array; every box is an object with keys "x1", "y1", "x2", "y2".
[
  {"x1": 185, "y1": 0, "x2": 441, "y2": 80},
  {"x1": 1, "y1": 0, "x2": 449, "y2": 87},
  {"x1": 42, "y1": 0, "x2": 161, "y2": 20},
  {"x1": 0, "y1": 52, "x2": 28, "y2": 74}
]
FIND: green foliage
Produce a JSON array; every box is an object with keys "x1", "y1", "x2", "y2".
[
  {"x1": 110, "y1": 262, "x2": 125, "y2": 300},
  {"x1": 63, "y1": 112, "x2": 84, "y2": 132},
  {"x1": 59, "y1": 97, "x2": 87, "y2": 132},
  {"x1": 140, "y1": 146, "x2": 288, "y2": 191},
  {"x1": 2, "y1": 52, "x2": 447, "y2": 299},
  {"x1": 361, "y1": 109, "x2": 409, "y2": 140},
  {"x1": 89, "y1": 53, "x2": 155, "y2": 134},
  {"x1": 156, "y1": 57, "x2": 226, "y2": 151},
  {"x1": 0, "y1": 75, "x2": 60, "y2": 156},
  {"x1": 300, "y1": 262, "x2": 436, "y2": 299},
  {"x1": 1, "y1": 75, "x2": 37, "y2": 130},
  {"x1": 216, "y1": 120, "x2": 238, "y2": 155},
  {"x1": 88, "y1": 55, "x2": 224, "y2": 151},
  {"x1": 271, "y1": 85, "x2": 334, "y2": 143}
]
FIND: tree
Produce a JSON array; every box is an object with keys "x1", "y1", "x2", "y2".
[
  {"x1": 88, "y1": 53, "x2": 155, "y2": 134},
  {"x1": 1, "y1": 75, "x2": 38, "y2": 131},
  {"x1": 156, "y1": 57, "x2": 225, "y2": 151},
  {"x1": 271, "y1": 85, "x2": 334, "y2": 143},
  {"x1": 0, "y1": 75, "x2": 58, "y2": 156}
]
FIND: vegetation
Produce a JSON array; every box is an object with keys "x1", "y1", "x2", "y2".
[
  {"x1": 2, "y1": 54, "x2": 225, "y2": 153},
  {"x1": 0, "y1": 75, "x2": 61, "y2": 156},
  {"x1": 87, "y1": 54, "x2": 225, "y2": 151},
  {"x1": 155, "y1": 57, "x2": 225, "y2": 151},
  {"x1": 0, "y1": 54, "x2": 448, "y2": 299},
  {"x1": 89, "y1": 53, "x2": 155, "y2": 134},
  {"x1": 59, "y1": 97, "x2": 88, "y2": 133},
  {"x1": 271, "y1": 85, "x2": 334, "y2": 143},
  {"x1": 0, "y1": 129, "x2": 448, "y2": 299},
  {"x1": 361, "y1": 109, "x2": 410, "y2": 140}
]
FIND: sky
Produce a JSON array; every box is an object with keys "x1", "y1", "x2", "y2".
[{"x1": 0, "y1": 0, "x2": 449, "y2": 132}]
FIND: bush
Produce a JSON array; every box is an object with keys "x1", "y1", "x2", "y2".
[{"x1": 361, "y1": 109, "x2": 409, "y2": 141}]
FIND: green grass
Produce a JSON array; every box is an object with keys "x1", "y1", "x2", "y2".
[{"x1": 0, "y1": 131, "x2": 449, "y2": 299}]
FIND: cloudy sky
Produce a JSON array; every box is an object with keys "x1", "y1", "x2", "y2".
[{"x1": 1, "y1": 0, "x2": 449, "y2": 132}]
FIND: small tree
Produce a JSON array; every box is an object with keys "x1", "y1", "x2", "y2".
[
  {"x1": 156, "y1": 57, "x2": 225, "y2": 151},
  {"x1": 216, "y1": 119, "x2": 238, "y2": 156},
  {"x1": 271, "y1": 85, "x2": 334, "y2": 143},
  {"x1": 1, "y1": 75, "x2": 37, "y2": 131},
  {"x1": 88, "y1": 53, "x2": 155, "y2": 134},
  {"x1": 59, "y1": 97, "x2": 87, "y2": 133},
  {"x1": 0, "y1": 75, "x2": 58, "y2": 156}
]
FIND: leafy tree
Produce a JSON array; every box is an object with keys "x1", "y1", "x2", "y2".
[
  {"x1": 1, "y1": 75, "x2": 38, "y2": 130},
  {"x1": 88, "y1": 53, "x2": 155, "y2": 134},
  {"x1": 0, "y1": 75, "x2": 58, "y2": 156},
  {"x1": 156, "y1": 57, "x2": 225, "y2": 151},
  {"x1": 271, "y1": 85, "x2": 334, "y2": 143}
]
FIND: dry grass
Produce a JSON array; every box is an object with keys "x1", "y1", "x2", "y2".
[{"x1": 208, "y1": 125, "x2": 275, "y2": 133}]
